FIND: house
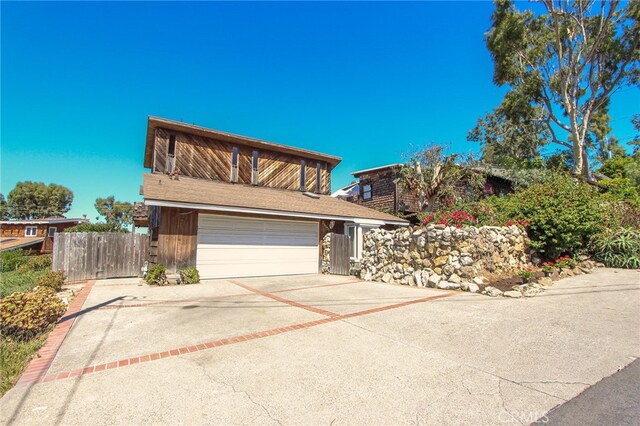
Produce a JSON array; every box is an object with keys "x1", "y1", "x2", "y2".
[
  {"x1": 334, "y1": 164, "x2": 420, "y2": 218},
  {"x1": 139, "y1": 116, "x2": 408, "y2": 279},
  {"x1": 0, "y1": 217, "x2": 87, "y2": 253},
  {"x1": 336, "y1": 163, "x2": 515, "y2": 222}
]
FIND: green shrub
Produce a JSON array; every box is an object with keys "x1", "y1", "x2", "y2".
[
  {"x1": 35, "y1": 271, "x2": 65, "y2": 291},
  {"x1": 0, "y1": 250, "x2": 28, "y2": 273},
  {"x1": 64, "y1": 223, "x2": 127, "y2": 233},
  {"x1": 17, "y1": 255, "x2": 52, "y2": 273},
  {"x1": 590, "y1": 228, "x2": 640, "y2": 269},
  {"x1": 145, "y1": 263, "x2": 167, "y2": 285},
  {"x1": 0, "y1": 287, "x2": 67, "y2": 339},
  {"x1": 178, "y1": 267, "x2": 200, "y2": 284},
  {"x1": 599, "y1": 178, "x2": 640, "y2": 208}
]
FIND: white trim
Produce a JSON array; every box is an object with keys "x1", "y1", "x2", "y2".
[
  {"x1": 0, "y1": 218, "x2": 86, "y2": 225},
  {"x1": 144, "y1": 199, "x2": 408, "y2": 226},
  {"x1": 48, "y1": 226, "x2": 57, "y2": 237},
  {"x1": 352, "y1": 163, "x2": 402, "y2": 176},
  {"x1": 25, "y1": 226, "x2": 37, "y2": 237}
]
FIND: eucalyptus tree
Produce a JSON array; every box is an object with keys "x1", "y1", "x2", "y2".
[{"x1": 484, "y1": 0, "x2": 639, "y2": 181}]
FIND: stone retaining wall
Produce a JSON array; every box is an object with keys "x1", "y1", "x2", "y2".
[{"x1": 360, "y1": 225, "x2": 529, "y2": 291}]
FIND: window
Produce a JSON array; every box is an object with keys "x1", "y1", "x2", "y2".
[
  {"x1": 345, "y1": 224, "x2": 378, "y2": 260},
  {"x1": 168, "y1": 134, "x2": 176, "y2": 156},
  {"x1": 231, "y1": 147, "x2": 239, "y2": 183},
  {"x1": 48, "y1": 227, "x2": 56, "y2": 237},
  {"x1": 300, "y1": 160, "x2": 306, "y2": 191},
  {"x1": 362, "y1": 183, "x2": 372, "y2": 200},
  {"x1": 346, "y1": 225, "x2": 357, "y2": 259},
  {"x1": 166, "y1": 134, "x2": 176, "y2": 173},
  {"x1": 315, "y1": 163, "x2": 322, "y2": 193},
  {"x1": 251, "y1": 151, "x2": 259, "y2": 185},
  {"x1": 25, "y1": 226, "x2": 37, "y2": 237}
]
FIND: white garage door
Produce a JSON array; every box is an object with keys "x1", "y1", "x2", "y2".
[{"x1": 196, "y1": 214, "x2": 319, "y2": 279}]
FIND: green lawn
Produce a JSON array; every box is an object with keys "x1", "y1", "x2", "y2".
[
  {"x1": 0, "y1": 270, "x2": 45, "y2": 298},
  {"x1": 0, "y1": 333, "x2": 49, "y2": 396}
]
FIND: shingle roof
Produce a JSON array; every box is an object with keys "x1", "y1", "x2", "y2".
[
  {"x1": 142, "y1": 173, "x2": 408, "y2": 225},
  {"x1": 0, "y1": 237, "x2": 44, "y2": 252}
]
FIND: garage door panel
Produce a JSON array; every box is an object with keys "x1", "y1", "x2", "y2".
[{"x1": 196, "y1": 214, "x2": 319, "y2": 279}]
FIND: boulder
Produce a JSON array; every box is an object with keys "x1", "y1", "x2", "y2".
[
  {"x1": 483, "y1": 286, "x2": 503, "y2": 297},
  {"x1": 437, "y1": 281, "x2": 460, "y2": 290},
  {"x1": 503, "y1": 290, "x2": 523, "y2": 298},
  {"x1": 381, "y1": 273, "x2": 392, "y2": 283},
  {"x1": 472, "y1": 277, "x2": 484, "y2": 285},
  {"x1": 537, "y1": 277, "x2": 553, "y2": 286},
  {"x1": 448, "y1": 273, "x2": 461, "y2": 284},
  {"x1": 434, "y1": 256, "x2": 448, "y2": 267},
  {"x1": 460, "y1": 281, "x2": 479, "y2": 293},
  {"x1": 427, "y1": 274, "x2": 441, "y2": 287}
]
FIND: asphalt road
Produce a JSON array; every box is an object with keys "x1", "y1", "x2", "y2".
[{"x1": 540, "y1": 358, "x2": 640, "y2": 425}]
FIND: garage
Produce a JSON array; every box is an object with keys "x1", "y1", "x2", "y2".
[{"x1": 196, "y1": 214, "x2": 319, "y2": 279}]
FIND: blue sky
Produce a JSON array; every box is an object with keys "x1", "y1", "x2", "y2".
[{"x1": 2, "y1": 1, "x2": 638, "y2": 220}]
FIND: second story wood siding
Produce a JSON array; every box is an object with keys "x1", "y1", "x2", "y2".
[{"x1": 146, "y1": 117, "x2": 339, "y2": 195}]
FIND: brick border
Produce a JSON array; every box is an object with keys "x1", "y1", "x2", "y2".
[
  {"x1": 35, "y1": 291, "x2": 453, "y2": 384},
  {"x1": 229, "y1": 280, "x2": 341, "y2": 317},
  {"x1": 96, "y1": 280, "x2": 360, "y2": 311},
  {"x1": 16, "y1": 280, "x2": 96, "y2": 385}
]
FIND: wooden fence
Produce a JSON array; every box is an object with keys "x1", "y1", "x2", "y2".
[
  {"x1": 52, "y1": 233, "x2": 148, "y2": 282},
  {"x1": 329, "y1": 233, "x2": 350, "y2": 275}
]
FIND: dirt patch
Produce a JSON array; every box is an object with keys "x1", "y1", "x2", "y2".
[{"x1": 477, "y1": 271, "x2": 546, "y2": 293}]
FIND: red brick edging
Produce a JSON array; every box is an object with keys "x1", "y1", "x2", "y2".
[
  {"x1": 229, "y1": 279, "x2": 341, "y2": 318},
  {"x1": 16, "y1": 280, "x2": 96, "y2": 385},
  {"x1": 36, "y1": 292, "x2": 453, "y2": 384}
]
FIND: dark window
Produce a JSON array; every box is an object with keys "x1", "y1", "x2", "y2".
[
  {"x1": 48, "y1": 227, "x2": 56, "y2": 237},
  {"x1": 231, "y1": 147, "x2": 239, "y2": 183},
  {"x1": 300, "y1": 160, "x2": 307, "y2": 191},
  {"x1": 252, "y1": 151, "x2": 259, "y2": 185},
  {"x1": 168, "y1": 134, "x2": 176, "y2": 156},
  {"x1": 315, "y1": 163, "x2": 322, "y2": 193},
  {"x1": 166, "y1": 134, "x2": 177, "y2": 173},
  {"x1": 362, "y1": 183, "x2": 372, "y2": 200}
]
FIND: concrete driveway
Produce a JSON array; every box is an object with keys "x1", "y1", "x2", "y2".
[{"x1": 2, "y1": 269, "x2": 639, "y2": 425}]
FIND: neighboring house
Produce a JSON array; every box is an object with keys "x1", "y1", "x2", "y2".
[
  {"x1": 334, "y1": 163, "x2": 420, "y2": 218},
  {"x1": 336, "y1": 163, "x2": 515, "y2": 222},
  {"x1": 0, "y1": 217, "x2": 87, "y2": 253},
  {"x1": 139, "y1": 116, "x2": 408, "y2": 278}
]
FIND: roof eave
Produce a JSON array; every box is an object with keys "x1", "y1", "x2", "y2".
[{"x1": 143, "y1": 198, "x2": 409, "y2": 226}]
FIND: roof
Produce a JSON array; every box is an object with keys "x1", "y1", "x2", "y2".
[
  {"x1": 144, "y1": 116, "x2": 342, "y2": 170},
  {"x1": 331, "y1": 182, "x2": 358, "y2": 198},
  {"x1": 0, "y1": 218, "x2": 86, "y2": 225},
  {"x1": 0, "y1": 237, "x2": 45, "y2": 252},
  {"x1": 142, "y1": 173, "x2": 408, "y2": 225},
  {"x1": 469, "y1": 165, "x2": 516, "y2": 182},
  {"x1": 352, "y1": 163, "x2": 403, "y2": 177}
]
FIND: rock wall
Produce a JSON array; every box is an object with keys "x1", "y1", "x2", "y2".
[
  {"x1": 320, "y1": 233, "x2": 331, "y2": 274},
  {"x1": 360, "y1": 225, "x2": 528, "y2": 291}
]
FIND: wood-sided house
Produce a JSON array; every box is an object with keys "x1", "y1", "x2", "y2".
[
  {"x1": 139, "y1": 116, "x2": 408, "y2": 279},
  {"x1": 0, "y1": 217, "x2": 87, "y2": 253},
  {"x1": 335, "y1": 163, "x2": 515, "y2": 223}
]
